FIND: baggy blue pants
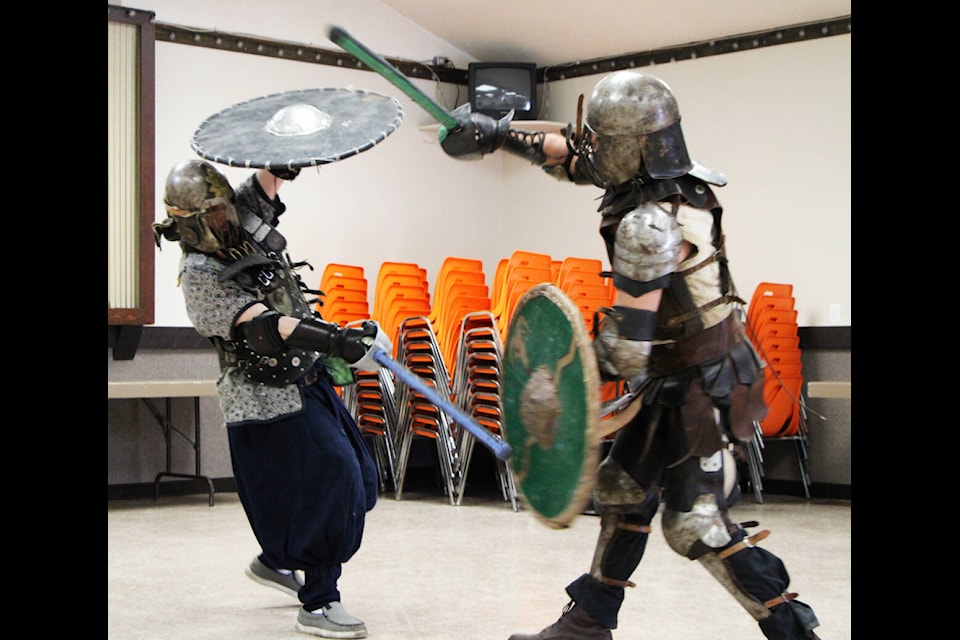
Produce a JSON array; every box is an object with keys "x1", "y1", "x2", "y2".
[{"x1": 228, "y1": 376, "x2": 379, "y2": 610}]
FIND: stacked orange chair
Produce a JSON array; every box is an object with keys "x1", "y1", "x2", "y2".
[
  {"x1": 491, "y1": 250, "x2": 554, "y2": 342},
  {"x1": 555, "y1": 256, "x2": 613, "y2": 334},
  {"x1": 317, "y1": 263, "x2": 369, "y2": 325},
  {"x1": 371, "y1": 262, "x2": 431, "y2": 358},
  {"x1": 553, "y1": 256, "x2": 626, "y2": 433},
  {"x1": 350, "y1": 355, "x2": 398, "y2": 494},
  {"x1": 744, "y1": 282, "x2": 811, "y2": 502},
  {"x1": 391, "y1": 313, "x2": 461, "y2": 503},
  {"x1": 427, "y1": 258, "x2": 515, "y2": 510},
  {"x1": 369, "y1": 262, "x2": 463, "y2": 503},
  {"x1": 428, "y1": 256, "x2": 490, "y2": 371},
  {"x1": 449, "y1": 309, "x2": 517, "y2": 510}
]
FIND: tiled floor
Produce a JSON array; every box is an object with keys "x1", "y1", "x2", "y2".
[{"x1": 107, "y1": 488, "x2": 850, "y2": 639}]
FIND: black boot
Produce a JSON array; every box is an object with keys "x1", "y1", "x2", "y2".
[{"x1": 508, "y1": 601, "x2": 613, "y2": 640}]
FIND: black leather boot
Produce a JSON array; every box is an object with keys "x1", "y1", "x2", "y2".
[{"x1": 508, "y1": 601, "x2": 613, "y2": 640}]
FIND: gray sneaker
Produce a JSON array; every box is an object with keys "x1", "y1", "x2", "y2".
[
  {"x1": 244, "y1": 556, "x2": 303, "y2": 598},
  {"x1": 295, "y1": 602, "x2": 367, "y2": 639}
]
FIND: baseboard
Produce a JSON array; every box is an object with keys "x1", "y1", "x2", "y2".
[
  {"x1": 751, "y1": 479, "x2": 851, "y2": 501},
  {"x1": 108, "y1": 476, "x2": 850, "y2": 503},
  {"x1": 107, "y1": 477, "x2": 237, "y2": 501},
  {"x1": 115, "y1": 325, "x2": 852, "y2": 352}
]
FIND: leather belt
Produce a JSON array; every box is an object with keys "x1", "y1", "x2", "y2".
[
  {"x1": 649, "y1": 314, "x2": 744, "y2": 375},
  {"x1": 718, "y1": 529, "x2": 770, "y2": 560},
  {"x1": 764, "y1": 592, "x2": 798, "y2": 609}
]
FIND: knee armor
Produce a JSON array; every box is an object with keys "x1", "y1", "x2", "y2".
[
  {"x1": 663, "y1": 494, "x2": 819, "y2": 633},
  {"x1": 594, "y1": 457, "x2": 648, "y2": 512},
  {"x1": 662, "y1": 493, "x2": 732, "y2": 559},
  {"x1": 586, "y1": 458, "x2": 660, "y2": 596}
]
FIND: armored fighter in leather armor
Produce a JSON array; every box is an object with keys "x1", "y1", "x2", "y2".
[{"x1": 441, "y1": 70, "x2": 821, "y2": 639}]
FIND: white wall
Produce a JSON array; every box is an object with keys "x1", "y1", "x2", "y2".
[
  {"x1": 511, "y1": 36, "x2": 851, "y2": 327},
  {"x1": 117, "y1": 0, "x2": 850, "y2": 328}
]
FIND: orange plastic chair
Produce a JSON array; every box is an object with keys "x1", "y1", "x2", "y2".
[
  {"x1": 759, "y1": 374, "x2": 804, "y2": 437},
  {"x1": 491, "y1": 264, "x2": 553, "y2": 323},
  {"x1": 753, "y1": 308, "x2": 798, "y2": 336},
  {"x1": 742, "y1": 281, "x2": 812, "y2": 503},
  {"x1": 748, "y1": 294, "x2": 796, "y2": 323},
  {"x1": 747, "y1": 284, "x2": 795, "y2": 332},
  {"x1": 440, "y1": 295, "x2": 493, "y2": 369},
  {"x1": 429, "y1": 273, "x2": 488, "y2": 332},
  {"x1": 323, "y1": 274, "x2": 368, "y2": 292},
  {"x1": 385, "y1": 301, "x2": 432, "y2": 353},
  {"x1": 759, "y1": 334, "x2": 800, "y2": 354},
  {"x1": 316, "y1": 262, "x2": 369, "y2": 314},
  {"x1": 749, "y1": 282, "x2": 793, "y2": 307},
  {"x1": 434, "y1": 257, "x2": 484, "y2": 291},
  {"x1": 321, "y1": 287, "x2": 368, "y2": 312},
  {"x1": 433, "y1": 283, "x2": 490, "y2": 352},
  {"x1": 323, "y1": 300, "x2": 370, "y2": 326},
  {"x1": 491, "y1": 258, "x2": 510, "y2": 313},
  {"x1": 507, "y1": 250, "x2": 553, "y2": 270},
  {"x1": 556, "y1": 256, "x2": 603, "y2": 284},
  {"x1": 491, "y1": 250, "x2": 552, "y2": 317},
  {"x1": 374, "y1": 262, "x2": 428, "y2": 310},
  {"x1": 550, "y1": 259, "x2": 562, "y2": 283},
  {"x1": 321, "y1": 263, "x2": 364, "y2": 289},
  {"x1": 373, "y1": 276, "x2": 430, "y2": 325},
  {"x1": 498, "y1": 277, "x2": 544, "y2": 340}
]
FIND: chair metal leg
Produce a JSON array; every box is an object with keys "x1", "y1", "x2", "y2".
[
  {"x1": 393, "y1": 429, "x2": 413, "y2": 501},
  {"x1": 500, "y1": 458, "x2": 520, "y2": 511},
  {"x1": 746, "y1": 436, "x2": 765, "y2": 504},
  {"x1": 453, "y1": 431, "x2": 476, "y2": 506},
  {"x1": 794, "y1": 437, "x2": 812, "y2": 498}
]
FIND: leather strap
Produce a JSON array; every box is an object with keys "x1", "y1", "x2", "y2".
[
  {"x1": 718, "y1": 529, "x2": 770, "y2": 560},
  {"x1": 649, "y1": 314, "x2": 744, "y2": 375},
  {"x1": 617, "y1": 522, "x2": 651, "y2": 533},
  {"x1": 764, "y1": 592, "x2": 798, "y2": 609},
  {"x1": 600, "y1": 576, "x2": 637, "y2": 588}
]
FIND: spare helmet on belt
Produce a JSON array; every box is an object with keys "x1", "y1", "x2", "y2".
[
  {"x1": 161, "y1": 159, "x2": 244, "y2": 253},
  {"x1": 580, "y1": 70, "x2": 693, "y2": 186}
]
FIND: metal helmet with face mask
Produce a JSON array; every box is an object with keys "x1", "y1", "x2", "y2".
[
  {"x1": 579, "y1": 71, "x2": 693, "y2": 187},
  {"x1": 161, "y1": 159, "x2": 244, "y2": 254}
]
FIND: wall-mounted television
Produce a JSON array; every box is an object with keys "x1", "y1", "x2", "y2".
[{"x1": 468, "y1": 62, "x2": 539, "y2": 121}]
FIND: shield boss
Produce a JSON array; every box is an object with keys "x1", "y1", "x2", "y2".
[{"x1": 191, "y1": 88, "x2": 403, "y2": 169}]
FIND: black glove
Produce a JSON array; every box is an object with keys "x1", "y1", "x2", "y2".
[
  {"x1": 286, "y1": 318, "x2": 391, "y2": 372},
  {"x1": 269, "y1": 165, "x2": 301, "y2": 181},
  {"x1": 440, "y1": 104, "x2": 513, "y2": 160}
]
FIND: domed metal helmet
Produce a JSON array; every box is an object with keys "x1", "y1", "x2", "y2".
[
  {"x1": 161, "y1": 159, "x2": 244, "y2": 253},
  {"x1": 580, "y1": 70, "x2": 692, "y2": 186}
]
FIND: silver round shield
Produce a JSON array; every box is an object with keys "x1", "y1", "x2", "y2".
[{"x1": 191, "y1": 88, "x2": 403, "y2": 170}]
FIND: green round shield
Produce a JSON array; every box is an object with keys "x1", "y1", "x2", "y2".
[{"x1": 503, "y1": 283, "x2": 601, "y2": 528}]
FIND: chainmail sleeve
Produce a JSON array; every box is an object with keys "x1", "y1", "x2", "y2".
[
  {"x1": 178, "y1": 250, "x2": 306, "y2": 425},
  {"x1": 180, "y1": 253, "x2": 258, "y2": 339}
]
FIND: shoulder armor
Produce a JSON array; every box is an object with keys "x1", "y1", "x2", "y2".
[{"x1": 612, "y1": 202, "x2": 684, "y2": 288}]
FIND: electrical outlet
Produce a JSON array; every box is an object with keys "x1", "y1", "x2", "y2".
[{"x1": 829, "y1": 304, "x2": 841, "y2": 323}]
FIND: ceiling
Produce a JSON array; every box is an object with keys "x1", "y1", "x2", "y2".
[{"x1": 379, "y1": 0, "x2": 852, "y2": 68}]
